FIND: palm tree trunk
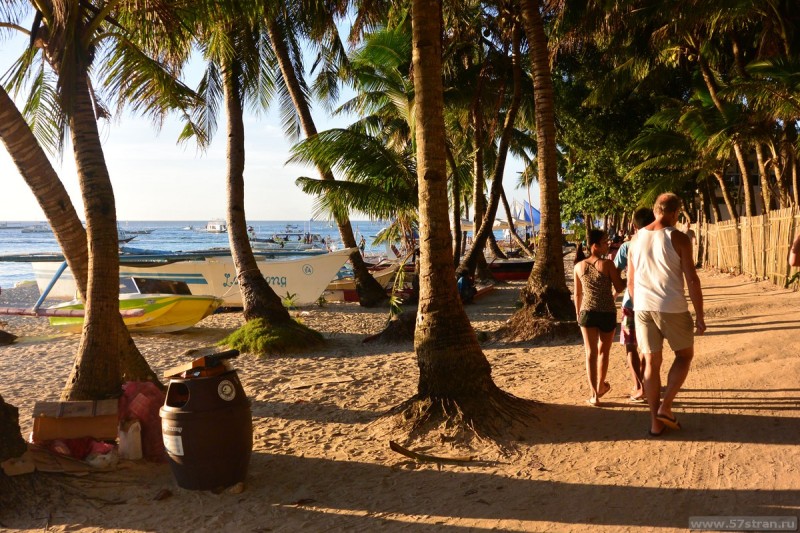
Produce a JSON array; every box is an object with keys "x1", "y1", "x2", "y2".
[
  {"x1": 755, "y1": 143, "x2": 773, "y2": 212},
  {"x1": 266, "y1": 17, "x2": 386, "y2": 307},
  {"x1": 705, "y1": 179, "x2": 721, "y2": 223},
  {"x1": 0, "y1": 394, "x2": 26, "y2": 462},
  {"x1": 779, "y1": 121, "x2": 797, "y2": 207},
  {"x1": 446, "y1": 145, "x2": 463, "y2": 263},
  {"x1": 713, "y1": 171, "x2": 738, "y2": 220},
  {"x1": 221, "y1": 56, "x2": 291, "y2": 323},
  {"x1": 411, "y1": 0, "x2": 502, "y2": 408},
  {"x1": 500, "y1": 187, "x2": 533, "y2": 257},
  {"x1": 461, "y1": 23, "x2": 522, "y2": 272},
  {"x1": 62, "y1": 70, "x2": 122, "y2": 401},
  {"x1": 469, "y1": 96, "x2": 493, "y2": 279},
  {"x1": 1, "y1": 81, "x2": 159, "y2": 389},
  {"x1": 518, "y1": 0, "x2": 574, "y2": 321},
  {"x1": 0, "y1": 87, "x2": 88, "y2": 296}
]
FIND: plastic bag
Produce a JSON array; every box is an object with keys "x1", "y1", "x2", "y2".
[{"x1": 119, "y1": 382, "x2": 166, "y2": 462}]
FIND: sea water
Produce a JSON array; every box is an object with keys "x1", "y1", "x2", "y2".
[{"x1": 0, "y1": 220, "x2": 389, "y2": 289}]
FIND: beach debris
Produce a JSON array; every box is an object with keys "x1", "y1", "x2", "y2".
[
  {"x1": 290, "y1": 498, "x2": 317, "y2": 506},
  {"x1": 388, "y1": 440, "x2": 475, "y2": 464},
  {"x1": 0, "y1": 328, "x2": 15, "y2": 345},
  {"x1": 363, "y1": 310, "x2": 416, "y2": 344},
  {"x1": 119, "y1": 382, "x2": 165, "y2": 461},
  {"x1": 153, "y1": 488, "x2": 173, "y2": 501}
]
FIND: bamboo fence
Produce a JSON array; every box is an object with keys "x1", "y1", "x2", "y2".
[{"x1": 700, "y1": 206, "x2": 800, "y2": 288}]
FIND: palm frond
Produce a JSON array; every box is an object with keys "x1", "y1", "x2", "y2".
[
  {"x1": 21, "y1": 62, "x2": 65, "y2": 157},
  {"x1": 97, "y1": 33, "x2": 200, "y2": 128},
  {"x1": 289, "y1": 127, "x2": 415, "y2": 188}
]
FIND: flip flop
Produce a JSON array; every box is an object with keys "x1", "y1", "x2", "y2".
[
  {"x1": 586, "y1": 398, "x2": 600, "y2": 407},
  {"x1": 656, "y1": 413, "x2": 681, "y2": 430},
  {"x1": 648, "y1": 427, "x2": 665, "y2": 437},
  {"x1": 628, "y1": 396, "x2": 646, "y2": 403}
]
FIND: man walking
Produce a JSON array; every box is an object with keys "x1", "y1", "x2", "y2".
[
  {"x1": 628, "y1": 193, "x2": 706, "y2": 436},
  {"x1": 614, "y1": 207, "x2": 655, "y2": 403}
]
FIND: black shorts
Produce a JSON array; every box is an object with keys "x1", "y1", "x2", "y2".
[{"x1": 579, "y1": 310, "x2": 617, "y2": 333}]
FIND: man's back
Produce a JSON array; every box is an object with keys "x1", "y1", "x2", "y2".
[{"x1": 632, "y1": 227, "x2": 688, "y2": 313}]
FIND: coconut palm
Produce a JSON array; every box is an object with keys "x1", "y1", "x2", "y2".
[
  {"x1": 515, "y1": 0, "x2": 575, "y2": 322},
  {"x1": 1, "y1": 0, "x2": 195, "y2": 398},
  {"x1": 407, "y1": 0, "x2": 527, "y2": 433},
  {"x1": 177, "y1": 9, "x2": 309, "y2": 331},
  {"x1": 290, "y1": 22, "x2": 419, "y2": 237},
  {"x1": 0, "y1": 86, "x2": 161, "y2": 387},
  {"x1": 264, "y1": 3, "x2": 388, "y2": 307}
]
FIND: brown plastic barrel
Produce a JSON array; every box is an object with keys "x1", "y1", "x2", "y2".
[{"x1": 159, "y1": 370, "x2": 252, "y2": 490}]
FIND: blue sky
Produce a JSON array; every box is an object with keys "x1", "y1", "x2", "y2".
[{"x1": 1, "y1": 28, "x2": 538, "y2": 222}]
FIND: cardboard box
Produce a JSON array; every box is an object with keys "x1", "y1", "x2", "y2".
[{"x1": 31, "y1": 399, "x2": 119, "y2": 441}]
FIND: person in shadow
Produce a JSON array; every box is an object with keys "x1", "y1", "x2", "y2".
[{"x1": 456, "y1": 269, "x2": 477, "y2": 304}]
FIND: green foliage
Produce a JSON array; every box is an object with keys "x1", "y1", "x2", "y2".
[
  {"x1": 281, "y1": 292, "x2": 298, "y2": 309},
  {"x1": 219, "y1": 318, "x2": 324, "y2": 356},
  {"x1": 553, "y1": 46, "x2": 655, "y2": 221}
]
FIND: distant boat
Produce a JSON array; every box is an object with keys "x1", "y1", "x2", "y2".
[
  {"x1": 30, "y1": 248, "x2": 357, "y2": 307},
  {"x1": 488, "y1": 258, "x2": 533, "y2": 280},
  {"x1": 117, "y1": 227, "x2": 138, "y2": 244},
  {"x1": 250, "y1": 225, "x2": 326, "y2": 252},
  {"x1": 125, "y1": 228, "x2": 154, "y2": 235},
  {"x1": 21, "y1": 224, "x2": 51, "y2": 233},
  {"x1": 0, "y1": 222, "x2": 24, "y2": 230},
  {"x1": 47, "y1": 278, "x2": 223, "y2": 334},
  {"x1": 325, "y1": 264, "x2": 401, "y2": 302},
  {"x1": 205, "y1": 220, "x2": 227, "y2": 233}
]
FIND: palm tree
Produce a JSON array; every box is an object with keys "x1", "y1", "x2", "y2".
[
  {"x1": 1, "y1": 1, "x2": 192, "y2": 398},
  {"x1": 0, "y1": 86, "x2": 160, "y2": 387},
  {"x1": 290, "y1": 23, "x2": 419, "y2": 239},
  {"x1": 458, "y1": 14, "x2": 524, "y2": 275},
  {"x1": 179, "y1": 10, "x2": 306, "y2": 329},
  {"x1": 516, "y1": 0, "x2": 575, "y2": 322},
  {"x1": 408, "y1": 0, "x2": 526, "y2": 432},
  {"x1": 265, "y1": 5, "x2": 387, "y2": 307}
]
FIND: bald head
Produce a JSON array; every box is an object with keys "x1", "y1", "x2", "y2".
[{"x1": 654, "y1": 193, "x2": 682, "y2": 216}]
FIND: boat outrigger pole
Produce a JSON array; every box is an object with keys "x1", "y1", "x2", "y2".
[{"x1": 32, "y1": 261, "x2": 68, "y2": 313}]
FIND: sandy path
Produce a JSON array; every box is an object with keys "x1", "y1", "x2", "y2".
[{"x1": 1, "y1": 270, "x2": 799, "y2": 532}]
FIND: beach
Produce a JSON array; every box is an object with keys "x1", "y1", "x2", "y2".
[{"x1": 1, "y1": 268, "x2": 799, "y2": 532}]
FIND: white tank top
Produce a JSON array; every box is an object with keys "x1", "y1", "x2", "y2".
[{"x1": 632, "y1": 227, "x2": 688, "y2": 313}]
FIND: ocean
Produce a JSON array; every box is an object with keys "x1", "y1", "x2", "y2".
[{"x1": 0, "y1": 220, "x2": 388, "y2": 289}]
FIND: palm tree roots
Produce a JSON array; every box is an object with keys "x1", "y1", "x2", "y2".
[{"x1": 389, "y1": 386, "x2": 537, "y2": 442}]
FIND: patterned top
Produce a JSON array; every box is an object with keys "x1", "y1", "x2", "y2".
[{"x1": 579, "y1": 259, "x2": 616, "y2": 313}]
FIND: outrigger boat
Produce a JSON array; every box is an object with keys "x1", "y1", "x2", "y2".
[
  {"x1": 325, "y1": 263, "x2": 402, "y2": 302},
  {"x1": 0, "y1": 266, "x2": 220, "y2": 334},
  {"x1": 48, "y1": 278, "x2": 223, "y2": 334},
  {"x1": 7, "y1": 247, "x2": 356, "y2": 307}
]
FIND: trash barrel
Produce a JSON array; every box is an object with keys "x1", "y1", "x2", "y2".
[{"x1": 159, "y1": 367, "x2": 252, "y2": 490}]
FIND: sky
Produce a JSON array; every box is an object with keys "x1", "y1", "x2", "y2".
[{"x1": 0, "y1": 31, "x2": 539, "y2": 223}]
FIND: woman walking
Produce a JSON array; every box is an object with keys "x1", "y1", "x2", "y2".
[{"x1": 574, "y1": 229, "x2": 625, "y2": 405}]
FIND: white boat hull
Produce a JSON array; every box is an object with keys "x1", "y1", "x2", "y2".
[{"x1": 32, "y1": 248, "x2": 356, "y2": 307}]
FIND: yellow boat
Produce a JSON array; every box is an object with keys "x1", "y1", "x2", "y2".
[{"x1": 48, "y1": 281, "x2": 223, "y2": 334}]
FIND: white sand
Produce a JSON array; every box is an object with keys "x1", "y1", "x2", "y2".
[{"x1": 1, "y1": 270, "x2": 799, "y2": 532}]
